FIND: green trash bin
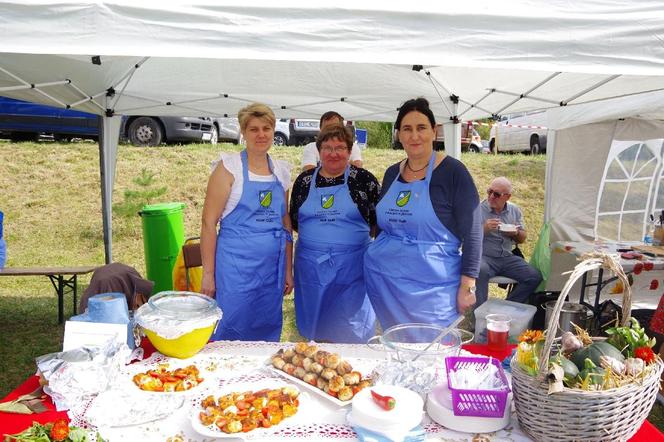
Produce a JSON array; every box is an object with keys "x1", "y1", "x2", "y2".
[{"x1": 139, "y1": 202, "x2": 186, "y2": 294}]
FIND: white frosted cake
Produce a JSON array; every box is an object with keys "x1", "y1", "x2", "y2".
[{"x1": 349, "y1": 385, "x2": 423, "y2": 437}]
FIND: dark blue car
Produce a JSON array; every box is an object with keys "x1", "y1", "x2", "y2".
[{"x1": 0, "y1": 96, "x2": 215, "y2": 146}]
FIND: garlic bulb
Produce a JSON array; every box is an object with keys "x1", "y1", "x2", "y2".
[
  {"x1": 561, "y1": 331, "x2": 583, "y2": 353},
  {"x1": 624, "y1": 358, "x2": 645, "y2": 376},
  {"x1": 599, "y1": 355, "x2": 625, "y2": 374}
]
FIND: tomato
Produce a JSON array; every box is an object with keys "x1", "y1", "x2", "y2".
[
  {"x1": 261, "y1": 407, "x2": 269, "y2": 418},
  {"x1": 236, "y1": 400, "x2": 249, "y2": 410},
  {"x1": 237, "y1": 409, "x2": 249, "y2": 417}
]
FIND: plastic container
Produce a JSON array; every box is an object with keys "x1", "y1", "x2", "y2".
[
  {"x1": 135, "y1": 291, "x2": 221, "y2": 358},
  {"x1": 444, "y1": 356, "x2": 510, "y2": 418},
  {"x1": 139, "y1": 202, "x2": 186, "y2": 293},
  {"x1": 474, "y1": 298, "x2": 536, "y2": 344}
]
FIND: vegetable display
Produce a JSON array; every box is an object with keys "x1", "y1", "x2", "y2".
[
  {"x1": 516, "y1": 318, "x2": 659, "y2": 392},
  {"x1": 5, "y1": 420, "x2": 92, "y2": 442}
]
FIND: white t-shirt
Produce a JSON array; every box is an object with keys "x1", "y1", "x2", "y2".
[
  {"x1": 212, "y1": 152, "x2": 292, "y2": 219},
  {"x1": 301, "y1": 141, "x2": 362, "y2": 168}
]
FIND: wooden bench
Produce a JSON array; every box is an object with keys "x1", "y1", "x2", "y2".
[{"x1": 0, "y1": 266, "x2": 98, "y2": 324}]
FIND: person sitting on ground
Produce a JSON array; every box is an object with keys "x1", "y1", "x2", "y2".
[
  {"x1": 301, "y1": 111, "x2": 362, "y2": 172},
  {"x1": 476, "y1": 177, "x2": 542, "y2": 306}
]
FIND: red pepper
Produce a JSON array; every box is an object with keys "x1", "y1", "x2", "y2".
[{"x1": 371, "y1": 390, "x2": 396, "y2": 411}]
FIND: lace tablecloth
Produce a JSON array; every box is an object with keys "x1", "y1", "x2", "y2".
[{"x1": 69, "y1": 341, "x2": 531, "y2": 441}]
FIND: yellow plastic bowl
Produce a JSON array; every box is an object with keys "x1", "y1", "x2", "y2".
[{"x1": 143, "y1": 322, "x2": 216, "y2": 359}]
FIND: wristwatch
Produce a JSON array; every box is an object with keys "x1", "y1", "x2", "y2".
[{"x1": 462, "y1": 283, "x2": 476, "y2": 295}]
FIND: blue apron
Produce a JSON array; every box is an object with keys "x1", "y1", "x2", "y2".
[
  {"x1": 364, "y1": 153, "x2": 461, "y2": 329},
  {"x1": 213, "y1": 150, "x2": 289, "y2": 341},
  {"x1": 294, "y1": 166, "x2": 376, "y2": 343}
]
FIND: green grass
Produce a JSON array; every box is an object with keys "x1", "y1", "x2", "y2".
[{"x1": 1, "y1": 139, "x2": 661, "y2": 431}]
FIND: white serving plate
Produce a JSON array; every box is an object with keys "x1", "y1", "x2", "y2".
[
  {"x1": 267, "y1": 366, "x2": 354, "y2": 407},
  {"x1": 499, "y1": 223, "x2": 518, "y2": 232},
  {"x1": 190, "y1": 380, "x2": 305, "y2": 440}
]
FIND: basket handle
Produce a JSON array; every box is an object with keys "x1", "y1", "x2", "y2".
[{"x1": 536, "y1": 252, "x2": 632, "y2": 377}]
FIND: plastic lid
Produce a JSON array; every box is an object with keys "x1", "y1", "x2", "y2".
[
  {"x1": 139, "y1": 202, "x2": 185, "y2": 216},
  {"x1": 147, "y1": 291, "x2": 217, "y2": 319}
]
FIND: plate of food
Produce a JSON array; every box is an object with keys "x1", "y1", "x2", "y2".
[
  {"x1": 498, "y1": 223, "x2": 518, "y2": 233},
  {"x1": 267, "y1": 343, "x2": 372, "y2": 407},
  {"x1": 122, "y1": 361, "x2": 207, "y2": 395},
  {"x1": 190, "y1": 382, "x2": 302, "y2": 439}
]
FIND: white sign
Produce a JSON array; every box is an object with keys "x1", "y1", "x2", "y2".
[{"x1": 63, "y1": 321, "x2": 128, "y2": 352}]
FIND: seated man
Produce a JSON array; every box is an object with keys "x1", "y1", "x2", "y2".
[
  {"x1": 476, "y1": 177, "x2": 542, "y2": 306},
  {"x1": 301, "y1": 111, "x2": 362, "y2": 172}
]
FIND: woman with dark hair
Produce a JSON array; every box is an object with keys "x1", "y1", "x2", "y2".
[
  {"x1": 364, "y1": 98, "x2": 482, "y2": 328},
  {"x1": 290, "y1": 123, "x2": 378, "y2": 343}
]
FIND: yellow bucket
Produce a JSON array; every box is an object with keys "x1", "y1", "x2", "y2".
[{"x1": 143, "y1": 322, "x2": 216, "y2": 359}]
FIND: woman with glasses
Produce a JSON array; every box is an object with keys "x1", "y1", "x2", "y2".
[
  {"x1": 200, "y1": 103, "x2": 293, "y2": 341},
  {"x1": 290, "y1": 123, "x2": 378, "y2": 343},
  {"x1": 364, "y1": 98, "x2": 482, "y2": 329}
]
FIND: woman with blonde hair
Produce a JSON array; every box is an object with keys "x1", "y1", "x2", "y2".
[{"x1": 200, "y1": 103, "x2": 293, "y2": 341}]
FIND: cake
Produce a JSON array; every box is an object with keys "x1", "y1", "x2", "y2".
[{"x1": 349, "y1": 385, "x2": 423, "y2": 438}]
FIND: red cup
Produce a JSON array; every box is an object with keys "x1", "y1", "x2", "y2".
[{"x1": 486, "y1": 314, "x2": 511, "y2": 352}]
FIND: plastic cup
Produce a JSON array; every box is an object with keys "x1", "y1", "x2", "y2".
[{"x1": 486, "y1": 314, "x2": 511, "y2": 352}]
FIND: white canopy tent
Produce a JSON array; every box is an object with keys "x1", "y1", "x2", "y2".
[{"x1": 1, "y1": 0, "x2": 664, "y2": 261}]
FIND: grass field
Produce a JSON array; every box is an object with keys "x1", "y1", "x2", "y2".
[{"x1": 1, "y1": 139, "x2": 661, "y2": 430}]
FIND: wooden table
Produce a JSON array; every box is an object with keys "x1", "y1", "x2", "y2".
[{"x1": 0, "y1": 266, "x2": 98, "y2": 323}]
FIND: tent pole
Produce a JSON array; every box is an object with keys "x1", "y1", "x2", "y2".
[{"x1": 98, "y1": 107, "x2": 122, "y2": 264}]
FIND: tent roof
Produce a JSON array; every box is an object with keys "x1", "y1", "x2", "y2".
[{"x1": 1, "y1": 0, "x2": 664, "y2": 122}]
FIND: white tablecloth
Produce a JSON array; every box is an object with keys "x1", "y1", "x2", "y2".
[{"x1": 69, "y1": 341, "x2": 532, "y2": 442}]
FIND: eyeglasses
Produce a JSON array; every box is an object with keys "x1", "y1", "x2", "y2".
[
  {"x1": 487, "y1": 189, "x2": 508, "y2": 198},
  {"x1": 320, "y1": 146, "x2": 348, "y2": 154}
]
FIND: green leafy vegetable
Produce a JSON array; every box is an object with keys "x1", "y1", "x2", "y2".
[{"x1": 605, "y1": 318, "x2": 656, "y2": 357}]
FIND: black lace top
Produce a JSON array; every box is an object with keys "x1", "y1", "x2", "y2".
[{"x1": 289, "y1": 166, "x2": 380, "y2": 231}]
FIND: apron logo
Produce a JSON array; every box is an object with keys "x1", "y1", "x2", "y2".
[
  {"x1": 259, "y1": 190, "x2": 272, "y2": 208},
  {"x1": 396, "y1": 191, "x2": 411, "y2": 207},
  {"x1": 321, "y1": 194, "x2": 335, "y2": 209}
]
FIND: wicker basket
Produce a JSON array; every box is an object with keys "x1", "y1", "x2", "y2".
[{"x1": 510, "y1": 253, "x2": 664, "y2": 442}]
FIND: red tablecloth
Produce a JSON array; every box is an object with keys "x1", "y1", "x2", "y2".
[{"x1": 2, "y1": 343, "x2": 663, "y2": 441}]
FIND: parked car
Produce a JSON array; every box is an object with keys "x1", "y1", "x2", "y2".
[
  {"x1": 0, "y1": 96, "x2": 215, "y2": 146},
  {"x1": 273, "y1": 118, "x2": 290, "y2": 146},
  {"x1": 210, "y1": 117, "x2": 241, "y2": 145},
  {"x1": 392, "y1": 121, "x2": 483, "y2": 152},
  {"x1": 288, "y1": 118, "x2": 319, "y2": 146},
  {"x1": 489, "y1": 112, "x2": 547, "y2": 154}
]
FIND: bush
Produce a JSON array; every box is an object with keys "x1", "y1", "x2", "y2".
[{"x1": 355, "y1": 121, "x2": 393, "y2": 149}]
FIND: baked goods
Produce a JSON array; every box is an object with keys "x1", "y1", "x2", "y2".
[{"x1": 271, "y1": 344, "x2": 372, "y2": 401}]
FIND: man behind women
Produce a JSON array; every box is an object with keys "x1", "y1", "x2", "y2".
[
  {"x1": 301, "y1": 111, "x2": 362, "y2": 172},
  {"x1": 476, "y1": 176, "x2": 542, "y2": 306},
  {"x1": 364, "y1": 98, "x2": 482, "y2": 329},
  {"x1": 290, "y1": 123, "x2": 379, "y2": 343},
  {"x1": 200, "y1": 103, "x2": 293, "y2": 341}
]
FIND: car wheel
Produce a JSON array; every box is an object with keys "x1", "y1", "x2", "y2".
[
  {"x1": 210, "y1": 126, "x2": 219, "y2": 145},
  {"x1": 468, "y1": 144, "x2": 480, "y2": 153},
  {"x1": 530, "y1": 136, "x2": 541, "y2": 155},
  {"x1": 128, "y1": 117, "x2": 163, "y2": 146},
  {"x1": 273, "y1": 132, "x2": 287, "y2": 146}
]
